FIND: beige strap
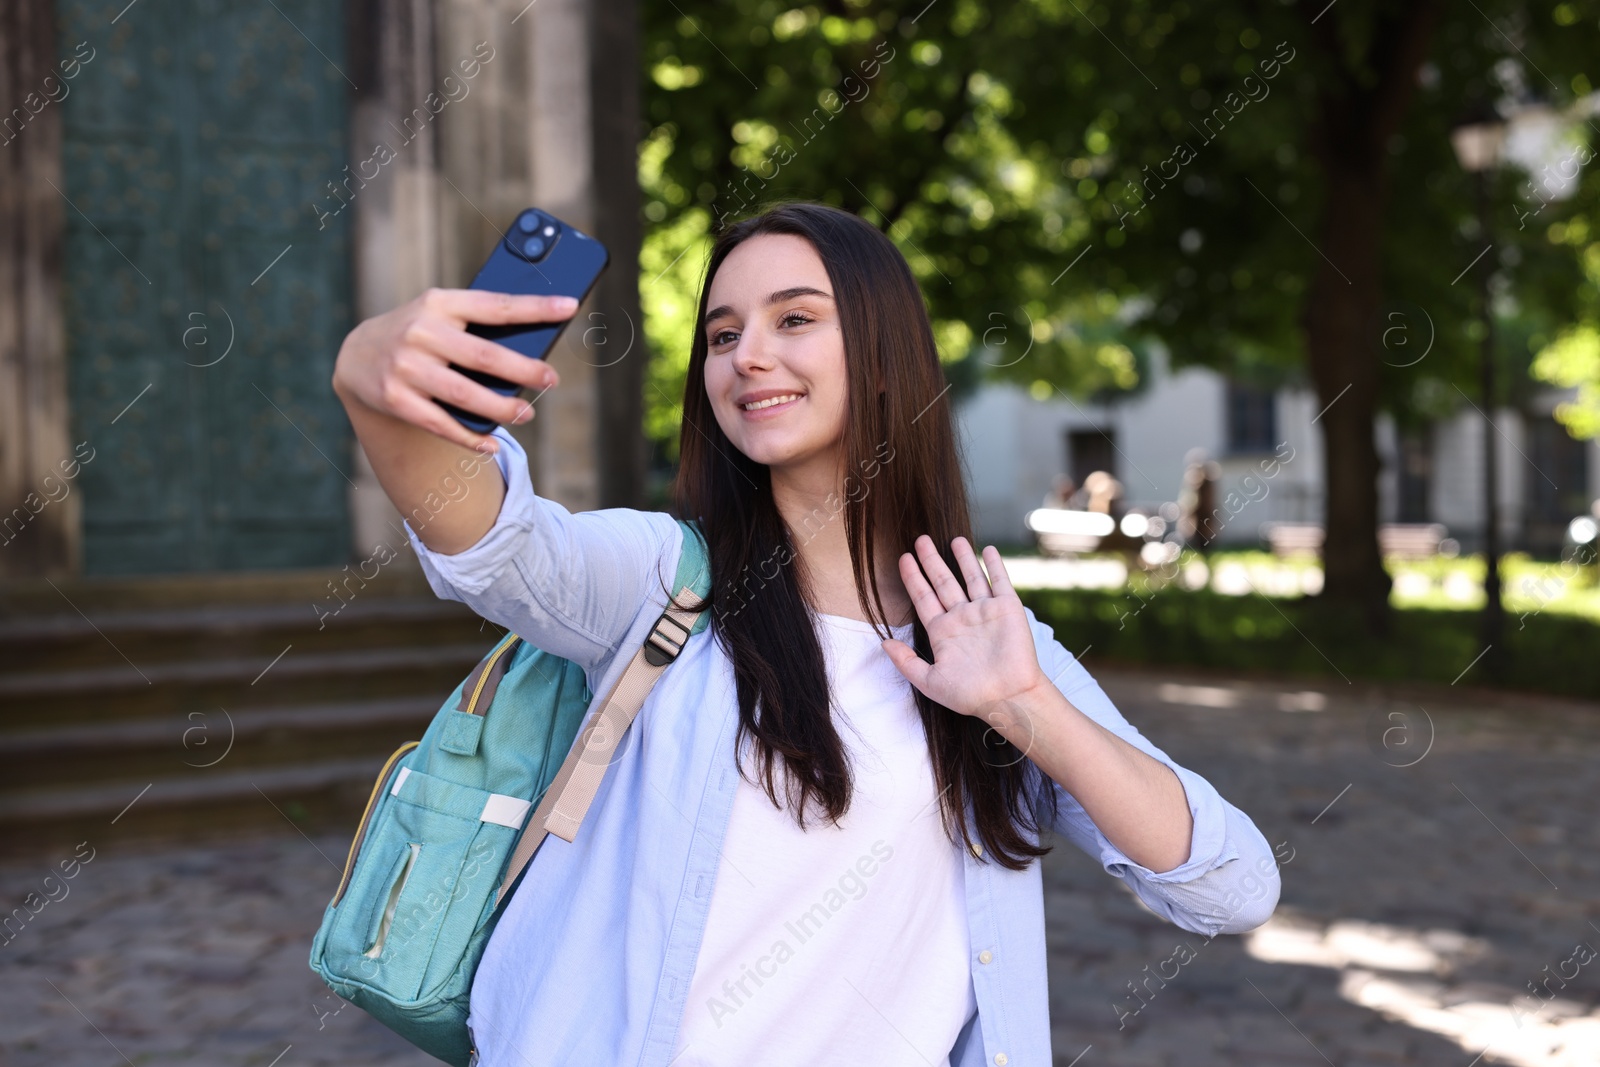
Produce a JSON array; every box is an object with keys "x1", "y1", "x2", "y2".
[{"x1": 495, "y1": 586, "x2": 703, "y2": 906}]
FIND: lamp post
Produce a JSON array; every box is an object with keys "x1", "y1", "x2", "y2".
[{"x1": 1450, "y1": 114, "x2": 1507, "y2": 673}]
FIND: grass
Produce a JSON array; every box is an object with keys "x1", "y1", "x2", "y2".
[
  {"x1": 1388, "y1": 552, "x2": 1600, "y2": 622},
  {"x1": 1013, "y1": 550, "x2": 1600, "y2": 700}
]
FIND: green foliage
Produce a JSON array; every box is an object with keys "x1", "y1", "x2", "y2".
[
  {"x1": 1019, "y1": 584, "x2": 1600, "y2": 699},
  {"x1": 1533, "y1": 323, "x2": 1600, "y2": 437},
  {"x1": 1528, "y1": 146, "x2": 1600, "y2": 439},
  {"x1": 639, "y1": 1, "x2": 1600, "y2": 448},
  {"x1": 638, "y1": 205, "x2": 714, "y2": 458}
]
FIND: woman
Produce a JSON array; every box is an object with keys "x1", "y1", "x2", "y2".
[{"x1": 332, "y1": 202, "x2": 1280, "y2": 1066}]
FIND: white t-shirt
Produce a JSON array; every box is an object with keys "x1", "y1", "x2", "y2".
[{"x1": 670, "y1": 612, "x2": 978, "y2": 1066}]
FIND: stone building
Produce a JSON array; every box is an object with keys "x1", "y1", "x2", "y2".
[
  {"x1": 962, "y1": 348, "x2": 1600, "y2": 556},
  {"x1": 0, "y1": 0, "x2": 644, "y2": 848},
  {"x1": 2, "y1": 0, "x2": 645, "y2": 582}
]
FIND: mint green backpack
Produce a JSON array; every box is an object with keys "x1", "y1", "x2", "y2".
[{"x1": 309, "y1": 519, "x2": 711, "y2": 1066}]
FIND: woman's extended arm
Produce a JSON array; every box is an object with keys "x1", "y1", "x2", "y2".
[
  {"x1": 331, "y1": 287, "x2": 575, "y2": 556},
  {"x1": 331, "y1": 287, "x2": 682, "y2": 683}
]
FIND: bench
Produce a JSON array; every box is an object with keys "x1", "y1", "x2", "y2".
[
  {"x1": 1260, "y1": 522, "x2": 1449, "y2": 560},
  {"x1": 1260, "y1": 522, "x2": 1324, "y2": 557},
  {"x1": 1379, "y1": 523, "x2": 1449, "y2": 560}
]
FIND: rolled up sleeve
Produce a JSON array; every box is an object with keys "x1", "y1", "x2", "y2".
[
  {"x1": 1026, "y1": 608, "x2": 1281, "y2": 936},
  {"x1": 401, "y1": 425, "x2": 682, "y2": 683}
]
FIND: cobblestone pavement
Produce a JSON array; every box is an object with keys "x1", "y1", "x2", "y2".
[{"x1": 3, "y1": 667, "x2": 1598, "y2": 1066}]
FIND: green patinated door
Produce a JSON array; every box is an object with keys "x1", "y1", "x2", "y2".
[{"x1": 61, "y1": 0, "x2": 352, "y2": 575}]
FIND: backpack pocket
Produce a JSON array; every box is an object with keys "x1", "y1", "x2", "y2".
[
  {"x1": 363, "y1": 842, "x2": 422, "y2": 959},
  {"x1": 321, "y1": 761, "x2": 527, "y2": 1006}
]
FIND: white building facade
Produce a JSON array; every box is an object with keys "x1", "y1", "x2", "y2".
[{"x1": 955, "y1": 344, "x2": 1600, "y2": 555}]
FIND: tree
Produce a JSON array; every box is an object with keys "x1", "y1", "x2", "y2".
[
  {"x1": 640, "y1": 0, "x2": 1600, "y2": 626},
  {"x1": 1535, "y1": 327, "x2": 1600, "y2": 438}
]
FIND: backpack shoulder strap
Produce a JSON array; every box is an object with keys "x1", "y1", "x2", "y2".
[
  {"x1": 676, "y1": 517, "x2": 712, "y2": 638},
  {"x1": 495, "y1": 516, "x2": 712, "y2": 905}
]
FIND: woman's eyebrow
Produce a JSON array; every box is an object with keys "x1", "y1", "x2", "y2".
[{"x1": 706, "y1": 286, "x2": 834, "y2": 326}]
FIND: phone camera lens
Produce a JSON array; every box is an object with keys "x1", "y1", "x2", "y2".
[{"x1": 505, "y1": 209, "x2": 560, "y2": 261}]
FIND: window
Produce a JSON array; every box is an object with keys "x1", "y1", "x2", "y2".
[
  {"x1": 1226, "y1": 381, "x2": 1277, "y2": 454},
  {"x1": 1066, "y1": 429, "x2": 1117, "y2": 488},
  {"x1": 1397, "y1": 428, "x2": 1433, "y2": 523},
  {"x1": 1525, "y1": 415, "x2": 1591, "y2": 552}
]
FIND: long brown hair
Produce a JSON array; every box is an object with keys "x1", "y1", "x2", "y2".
[{"x1": 671, "y1": 201, "x2": 1057, "y2": 870}]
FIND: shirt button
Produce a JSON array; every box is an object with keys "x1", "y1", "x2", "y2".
[
  {"x1": 979, "y1": 950, "x2": 993, "y2": 964},
  {"x1": 994, "y1": 1054, "x2": 1008, "y2": 1066}
]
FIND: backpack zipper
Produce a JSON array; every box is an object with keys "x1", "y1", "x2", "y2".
[
  {"x1": 329, "y1": 634, "x2": 520, "y2": 908},
  {"x1": 463, "y1": 632, "x2": 520, "y2": 715},
  {"x1": 331, "y1": 739, "x2": 419, "y2": 907}
]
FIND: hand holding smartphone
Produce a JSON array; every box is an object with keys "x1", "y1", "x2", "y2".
[{"x1": 435, "y1": 207, "x2": 610, "y2": 433}]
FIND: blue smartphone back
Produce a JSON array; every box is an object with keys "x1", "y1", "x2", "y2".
[{"x1": 437, "y1": 207, "x2": 609, "y2": 433}]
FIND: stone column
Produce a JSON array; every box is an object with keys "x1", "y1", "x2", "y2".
[
  {"x1": 0, "y1": 1, "x2": 74, "y2": 580},
  {"x1": 342, "y1": 0, "x2": 645, "y2": 564},
  {"x1": 526, "y1": 0, "x2": 600, "y2": 510},
  {"x1": 436, "y1": 0, "x2": 645, "y2": 512},
  {"x1": 344, "y1": 0, "x2": 444, "y2": 561}
]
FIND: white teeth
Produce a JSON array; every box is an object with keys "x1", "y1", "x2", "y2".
[{"x1": 742, "y1": 393, "x2": 802, "y2": 411}]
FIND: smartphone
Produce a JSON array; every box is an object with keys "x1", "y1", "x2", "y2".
[{"x1": 436, "y1": 206, "x2": 609, "y2": 433}]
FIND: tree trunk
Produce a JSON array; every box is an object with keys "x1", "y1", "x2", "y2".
[
  {"x1": 1304, "y1": 160, "x2": 1392, "y2": 629},
  {"x1": 1299, "y1": 1, "x2": 1444, "y2": 631}
]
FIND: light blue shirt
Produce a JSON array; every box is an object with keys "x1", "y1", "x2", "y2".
[{"x1": 401, "y1": 426, "x2": 1281, "y2": 1067}]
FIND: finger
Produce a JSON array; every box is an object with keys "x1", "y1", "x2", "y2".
[
  {"x1": 982, "y1": 545, "x2": 1019, "y2": 598},
  {"x1": 915, "y1": 534, "x2": 968, "y2": 611},
  {"x1": 387, "y1": 383, "x2": 506, "y2": 455},
  {"x1": 951, "y1": 536, "x2": 992, "y2": 601},
  {"x1": 422, "y1": 288, "x2": 580, "y2": 327},
  {"x1": 407, "y1": 318, "x2": 561, "y2": 392},
  {"x1": 898, "y1": 549, "x2": 947, "y2": 624},
  {"x1": 407, "y1": 354, "x2": 549, "y2": 430},
  {"x1": 880, "y1": 638, "x2": 932, "y2": 694}
]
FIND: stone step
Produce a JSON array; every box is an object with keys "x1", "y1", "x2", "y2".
[
  {"x1": 0, "y1": 755, "x2": 399, "y2": 858},
  {"x1": 0, "y1": 596, "x2": 488, "y2": 674},
  {"x1": 0, "y1": 562, "x2": 436, "y2": 616},
  {"x1": 0, "y1": 569, "x2": 526, "y2": 855},
  {"x1": 0, "y1": 695, "x2": 441, "y2": 790},
  {"x1": 0, "y1": 641, "x2": 497, "y2": 727},
  {"x1": 0, "y1": 757, "x2": 392, "y2": 824}
]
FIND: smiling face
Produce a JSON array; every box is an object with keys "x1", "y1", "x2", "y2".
[{"x1": 702, "y1": 233, "x2": 851, "y2": 477}]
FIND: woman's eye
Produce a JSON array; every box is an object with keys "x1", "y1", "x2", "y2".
[
  {"x1": 710, "y1": 329, "x2": 738, "y2": 346},
  {"x1": 780, "y1": 312, "x2": 812, "y2": 328}
]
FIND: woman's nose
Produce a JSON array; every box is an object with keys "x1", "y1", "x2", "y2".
[{"x1": 731, "y1": 329, "x2": 773, "y2": 373}]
